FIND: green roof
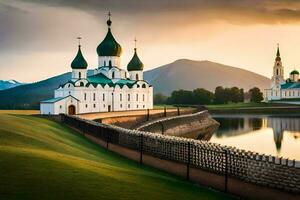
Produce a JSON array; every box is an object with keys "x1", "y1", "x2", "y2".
[
  {"x1": 281, "y1": 82, "x2": 300, "y2": 89},
  {"x1": 96, "y1": 20, "x2": 122, "y2": 57},
  {"x1": 127, "y1": 48, "x2": 144, "y2": 71},
  {"x1": 290, "y1": 70, "x2": 299, "y2": 75},
  {"x1": 87, "y1": 73, "x2": 136, "y2": 88},
  {"x1": 71, "y1": 45, "x2": 88, "y2": 69},
  {"x1": 40, "y1": 95, "x2": 79, "y2": 103}
]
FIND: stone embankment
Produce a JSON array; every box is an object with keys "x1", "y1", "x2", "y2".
[{"x1": 136, "y1": 110, "x2": 219, "y2": 139}]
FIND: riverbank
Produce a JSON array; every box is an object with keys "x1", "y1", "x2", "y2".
[{"x1": 206, "y1": 103, "x2": 300, "y2": 114}]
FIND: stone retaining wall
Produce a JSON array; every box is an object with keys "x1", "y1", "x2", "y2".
[{"x1": 136, "y1": 111, "x2": 219, "y2": 138}]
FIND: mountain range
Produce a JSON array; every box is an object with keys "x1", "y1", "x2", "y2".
[
  {"x1": 0, "y1": 80, "x2": 24, "y2": 90},
  {"x1": 0, "y1": 59, "x2": 270, "y2": 109}
]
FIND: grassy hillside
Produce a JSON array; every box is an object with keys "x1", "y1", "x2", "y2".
[{"x1": 0, "y1": 112, "x2": 232, "y2": 200}]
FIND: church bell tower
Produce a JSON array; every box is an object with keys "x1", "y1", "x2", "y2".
[{"x1": 271, "y1": 44, "x2": 285, "y2": 89}]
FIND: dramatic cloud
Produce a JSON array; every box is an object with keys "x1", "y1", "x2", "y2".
[{"x1": 2, "y1": 0, "x2": 300, "y2": 82}]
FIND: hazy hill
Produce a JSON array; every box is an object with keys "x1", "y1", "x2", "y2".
[
  {"x1": 145, "y1": 59, "x2": 270, "y2": 95},
  {"x1": 0, "y1": 59, "x2": 270, "y2": 109},
  {"x1": 0, "y1": 80, "x2": 24, "y2": 90}
]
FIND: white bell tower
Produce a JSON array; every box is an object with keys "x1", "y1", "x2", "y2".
[{"x1": 271, "y1": 44, "x2": 285, "y2": 89}]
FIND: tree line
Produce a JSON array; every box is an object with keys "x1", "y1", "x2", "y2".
[{"x1": 154, "y1": 86, "x2": 264, "y2": 105}]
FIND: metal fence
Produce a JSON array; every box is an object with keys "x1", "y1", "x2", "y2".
[{"x1": 61, "y1": 114, "x2": 300, "y2": 194}]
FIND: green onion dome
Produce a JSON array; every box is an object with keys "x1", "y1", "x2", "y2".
[
  {"x1": 71, "y1": 45, "x2": 88, "y2": 69},
  {"x1": 290, "y1": 70, "x2": 299, "y2": 75},
  {"x1": 96, "y1": 19, "x2": 122, "y2": 57},
  {"x1": 127, "y1": 48, "x2": 144, "y2": 71}
]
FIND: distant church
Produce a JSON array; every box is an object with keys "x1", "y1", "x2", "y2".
[
  {"x1": 265, "y1": 45, "x2": 300, "y2": 102},
  {"x1": 40, "y1": 13, "x2": 153, "y2": 115}
]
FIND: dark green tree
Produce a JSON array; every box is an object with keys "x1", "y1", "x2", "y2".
[
  {"x1": 214, "y1": 86, "x2": 226, "y2": 104},
  {"x1": 249, "y1": 87, "x2": 264, "y2": 103},
  {"x1": 153, "y1": 93, "x2": 168, "y2": 105},
  {"x1": 192, "y1": 88, "x2": 214, "y2": 105}
]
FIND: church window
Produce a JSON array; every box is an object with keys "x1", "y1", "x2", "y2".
[
  {"x1": 103, "y1": 104, "x2": 105, "y2": 108},
  {"x1": 277, "y1": 63, "x2": 279, "y2": 66},
  {"x1": 60, "y1": 105, "x2": 62, "y2": 109},
  {"x1": 276, "y1": 69, "x2": 279, "y2": 75},
  {"x1": 137, "y1": 84, "x2": 140, "y2": 88},
  {"x1": 109, "y1": 60, "x2": 112, "y2": 66},
  {"x1": 80, "y1": 82, "x2": 84, "y2": 87},
  {"x1": 79, "y1": 72, "x2": 81, "y2": 79},
  {"x1": 84, "y1": 93, "x2": 87, "y2": 100},
  {"x1": 85, "y1": 104, "x2": 88, "y2": 108},
  {"x1": 143, "y1": 105, "x2": 145, "y2": 108},
  {"x1": 112, "y1": 71, "x2": 115, "y2": 79},
  {"x1": 68, "y1": 84, "x2": 71, "y2": 88},
  {"x1": 142, "y1": 84, "x2": 146, "y2": 88},
  {"x1": 103, "y1": 93, "x2": 105, "y2": 101},
  {"x1": 104, "y1": 61, "x2": 106, "y2": 66},
  {"x1": 69, "y1": 91, "x2": 71, "y2": 95},
  {"x1": 93, "y1": 93, "x2": 96, "y2": 101},
  {"x1": 289, "y1": 91, "x2": 291, "y2": 96},
  {"x1": 120, "y1": 104, "x2": 122, "y2": 108},
  {"x1": 136, "y1": 74, "x2": 139, "y2": 80},
  {"x1": 143, "y1": 94, "x2": 145, "y2": 101},
  {"x1": 128, "y1": 94, "x2": 130, "y2": 101},
  {"x1": 137, "y1": 105, "x2": 139, "y2": 108},
  {"x1": 136, "y1": 94, "x2": 138, "y2": 101},
  {"x1": 93, "y1": 104, "x2": 96, "y2": 108},
  {"x1": 120, "y1": 94, "x2": 122, "y2": 101},
  {"x1": 128, "y1": 104, "x2": 130, "y2": 108}
]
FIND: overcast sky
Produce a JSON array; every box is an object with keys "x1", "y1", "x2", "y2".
[{"x1": 2, "y1": 0, "x2": 300, "y2": 82}]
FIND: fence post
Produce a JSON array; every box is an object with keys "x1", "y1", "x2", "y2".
[
  {"x1": 140, "y1": 134, "x2": 143, "y2": 164},
  {"x1": 224, "y1": 149, "x2": 228, "y2": 193},
  {"x1": 106, "y1": 130, "x2": 109, "y2": 149},
  {"x1": 147, "y1": 109, "x2": 150, "y2": 121},
  {"x1": 159, "y1": 121, "x2": 164, "y2": 135},
  {"x1": 177, "y1": 107, "x2": 180, "y2": 116},
  {"x1": 187, "y1": 142, "x2": 191, "y2": 180},
  {"x1": 164, "y1": 106, "x2": 167, "y2": 117}
]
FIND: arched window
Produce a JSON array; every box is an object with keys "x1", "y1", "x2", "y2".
[
  {"x1": 93, "y1": 93, "x2": 96, "y2": 101},
  {"x1": 128, "y1": 94, "x2": 130, "y2": 101},
  {"x1": 136, "y1": 74, "x2": 139, "y2": 80},
  {"x1": 136, "y1": 94, "x2": 138, "y2": 101},
  {"x1": 142, "y1": 84, "x2": 146, "y2": 88},
  {"x1": 112, "y1": 71, "x2": 115, "y2": 79},
  {"x1": 276, "y1": 69, "x2": 279, "y2": 76},
  {"x1": 143, "y1": 94, "x2": 145, "y2": 101},
  {"x1": 84, "y1": 93, "x2": 87, "y2": 100},
  {"x1": 103, "y1": 93, "x2": 105, "y2": 101},
  {"x1": 109, "y1": 60, "x2": 112, "y2": 67},
  {"x1": 104, "y1": 61, "x2": 106, "y2": 66},
  {"x1": 80, "y1": 82, "x2": 84, "y2": 87},
  {"x1": 79, "y1": 72, "x2": 81, "y2": 79},
  {"x1": 120, "y1": 94, "x2": 122, "y2": 101}
]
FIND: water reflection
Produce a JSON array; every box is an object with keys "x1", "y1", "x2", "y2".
[{"x1": 211, "y1": 115, "x2": 300, "y2": 160}]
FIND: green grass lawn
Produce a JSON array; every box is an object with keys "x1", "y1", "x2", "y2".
[{"x1": 0, "y1": 113, "x2": 233, "y2": 200}]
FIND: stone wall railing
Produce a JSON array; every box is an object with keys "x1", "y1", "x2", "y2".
[{"x1": 60, "y1": 114, "x2": 300, "y2": 196}]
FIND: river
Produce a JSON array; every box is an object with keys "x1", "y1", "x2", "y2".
[{"x1": 210, "y1": 114, "x2": 300, "y2": 160}]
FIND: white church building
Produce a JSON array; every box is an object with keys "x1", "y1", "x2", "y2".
[
  {"x1": 40, "y1": 14, "x2": 153, "y2": 115},
  {"x1": 265, "y1": 45, "x2": 300, "y2": 102}
]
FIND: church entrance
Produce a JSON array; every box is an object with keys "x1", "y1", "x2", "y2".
[
  {"x1": 68, "y1": 105, "x2": 76, "y2": 115},
  {"x1": 108, "y1": 105, "x2": 111, "y2": 112}
]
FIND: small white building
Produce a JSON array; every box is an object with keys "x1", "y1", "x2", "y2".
[
  {"x1": 265, "y1": 45, "x2": 300, "y2": 102},
  {"x1": 40, "y1": 15, "x2": 153, "y2": 115}
]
